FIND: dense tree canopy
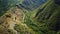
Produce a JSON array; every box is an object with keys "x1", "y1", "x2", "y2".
[{"x1": 0, "y1": 0, "x2": 23, "y2": 16}]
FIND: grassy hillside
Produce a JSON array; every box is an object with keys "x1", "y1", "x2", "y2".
[{"x1": 0, "y1": 0, "x2": 60, "y2": 34}]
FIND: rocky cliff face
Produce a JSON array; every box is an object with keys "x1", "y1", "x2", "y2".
[{"x1": 0, "y1": 7, "x2": 24, "y2": 34}]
